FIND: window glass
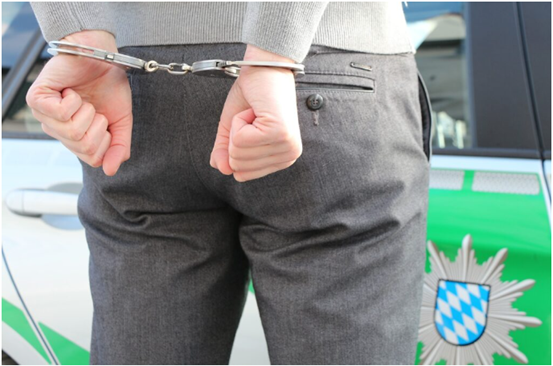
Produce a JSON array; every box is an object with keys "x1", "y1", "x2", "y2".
[
  {"x1": 2, "y1": 0, "x2": 51, "y2": 137},
  {"x1": 3, "y1": 1, "x2": 26, "y2": 79},
  {"x1": 2, "y1": 2, "x2": 41, "y2": 74},
  {"x1": 520, "y1": 2, "x2": 551, "y2": 152},
  {"x1": 2, "y1": 2, "x2": 25, "y2": 35},
  {"x1": 3, "y1": 56, "x2": 50, "y2": 136},
  {"x1": 405, "y1": 2, "x2": 470, "y2": 150}
]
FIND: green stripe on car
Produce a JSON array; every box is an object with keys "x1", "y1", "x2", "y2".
[
  {"x1": 39, "y1": 322, "x2": 90, "y2": 365},
  {"x1": 2, "y1": 298, "x2": 52, "y2": 364}
]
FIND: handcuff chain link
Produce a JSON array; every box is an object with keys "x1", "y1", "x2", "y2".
[{"x1": 145, "y1": 60, "x2": 192, "y2": 75}]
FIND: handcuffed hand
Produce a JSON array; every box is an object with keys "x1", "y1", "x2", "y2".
[
  {"x1": 26, "y1": 30, "x2": 132, "y2": 176},
  {"x1": 209, "y1": 45, "x2": 303, "y2": 182}
]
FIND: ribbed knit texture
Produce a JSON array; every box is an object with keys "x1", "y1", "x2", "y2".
[{"x1": 30, "y1": 2, "x2": 415, "y2": 63}]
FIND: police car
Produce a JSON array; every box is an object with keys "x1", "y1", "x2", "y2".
[{"x1": 3, "y1": 2, "x2": 550, "y2": 365}]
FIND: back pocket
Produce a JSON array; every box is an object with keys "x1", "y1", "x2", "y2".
[
  {"x1": 296, "y1": 51, "x2": 377, "y2": 93},
  {"x1": 295, "y1": 72, "x2": 375, "y2": 93}
]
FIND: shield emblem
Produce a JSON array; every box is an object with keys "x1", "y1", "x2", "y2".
[{"x1": 434, "y1": 280, "x2": 490, "y2": 345}]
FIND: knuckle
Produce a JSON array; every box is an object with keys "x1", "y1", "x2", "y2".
[
  {"x1": 277, "y1": 161, "x2": 294, "y2": 170},
  {"x1": 81, "y1": 139, "x2": 97, "y2": 156},
  {"x1": 288, "y1": 145, "x2": 302, "y2": 160},
  {"x1": 276, "y1": 129, "x2": 293, "y2": 145},
  {"x1": 285, "y1": 152, "x2": 297, "y2": 162},
  {"x1": 88, "y1": 156, "x2": 103, "y2": 168},
  {"x1": 229, "y1": 158, "x2": 240, "y2": 172},
  {"x1": 233, "y1": 173, "x2": 247, "y2": 182},
  {"x1": 82, "y1": 102, "x2": 95, "y2": 115},
  {"x1": 232, "y1": 135, "x2": 247, "y2": 148},
  {"x1": 60, "y1": 108, "x2": 74, "y2": 122},
  {"x1": 228, "y1": 145, "x2": 239, "y2": 159},
  {"x1": 25, "y1": 87, "x2": 35, "y2": 107},
  {"x1": 31, "y1": 108, "x2": 41, "y2": 121},
  {"x1": 98, "y1": 114, "x2": 108, "y2": 129},
  {"x1": 41, "y1": 123, "x2": 52, "y2": 136},
  {"x1": 68, "y1": 126, "x2": 84, "y2": 141}
]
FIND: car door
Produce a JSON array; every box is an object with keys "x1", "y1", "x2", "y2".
[
  {"x1": 517, "y1": 2, "x2": 552, "y2": 201},
  {"x1": 2, "y1": 3, "x2": 93, "y2": 365},
  {"x1": 405, "y1": 2, "x2": 551, "y2": 365}
]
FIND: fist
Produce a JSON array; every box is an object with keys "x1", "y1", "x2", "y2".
[
  {"x1": 210, "y1": 46, "x2": 303, "y2": 182},
  {"x1": 25, "y1": 30, "x2": 133, "y2": 176}
]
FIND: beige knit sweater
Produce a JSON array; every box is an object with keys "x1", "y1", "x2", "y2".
[{"x1": 30, "y1": 2, "x2": 414, "y2": 63}]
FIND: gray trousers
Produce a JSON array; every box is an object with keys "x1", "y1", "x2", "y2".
[{"x1": 77, "y1": 43, "x2": 430, "y2": 365}]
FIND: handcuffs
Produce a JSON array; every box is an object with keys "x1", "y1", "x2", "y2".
[{"x1": 47, "y1": 41, "x2": 305, "y2": 78}]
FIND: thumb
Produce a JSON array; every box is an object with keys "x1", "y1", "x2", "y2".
[
  {"x1": 210, "y1": 84, "x2": 249, "y2": 175},
  {"x1": 102, "y1": 114, "x2": 132, "y2": 176},
  {"x1": 28, "y1": 86, "x2": 82, "y2": 122},
  {"x1": 210, "y1": 119, "x2": 234, "y2": 175},
  {"x1": 229, "y1": 108, "x2": 257, "y2": 148},
  {"x1": 211, "y1": 108, "x2": 257, "y2": 175}
]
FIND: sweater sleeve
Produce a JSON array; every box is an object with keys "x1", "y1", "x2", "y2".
[
  {"x1": 241, "y1": 2, "x2": 329, "y2": 63},
  {"x1": 30, "y1": 2, "x2": 115, "y2": 41}
]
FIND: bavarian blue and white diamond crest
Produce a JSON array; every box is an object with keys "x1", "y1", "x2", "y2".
[{"x1": 434, "y1": 280, "x2": 490, "y2": 345}]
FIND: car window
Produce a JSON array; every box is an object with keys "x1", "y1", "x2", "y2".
[
  {"x1": 2, "y1": 2, "x2": 41, "y2": 75},
  {"x1": 405, "y1": 2, "x2": 545, "y2": 156},
  {"x1": 2, "y1": 2, "x2": 25, "y2": 35},
  {"x1": 519, "y1": 2, "x2": 551, "y2": 153},
  {"x1": 3, "y1": 55, "x2": 50, "y2": 136},
  {"x1": 2, "y1": 0, "x2": 51, "y2": 138},
  {"x1": 405, "y1": 2, "x2": 470, "y2": 150}
]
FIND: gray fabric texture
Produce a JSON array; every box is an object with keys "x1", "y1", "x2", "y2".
[
  {"x1": 77, "y1": 42, "x2": 430, "y2": 364},
  {"x1": 30, "y1": 2, "x2": 415, "y2": 63}
]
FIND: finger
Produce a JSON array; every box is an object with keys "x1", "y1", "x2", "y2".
[
  {"x1": 230, "y1": 108, "x2": 276, "y2": 148},
  {"x1": 229, "y1": 107, "x2": 255, "y2": 146},
  {"x1": 219, "y1": 84, "x2": 250, "y2": 131},
  {"x1": 102, "y1": 114, "x2": 133, "y2": 176},
  {"x1": 228, "y1": 141, "x2": 290, "y2": 161},
  {"x1": 233, "y1": 160, "x2": 297, "y2": 182},
  {"x1": 32, "y1": 101, "x2": 96, "y2": 141},
  {"x1": 28, "y1": 86, "x2": 82, "y2": 122},
  {"x1": 229, "y1": 150, "x2": 299, "y2": 172},
  {"x1": 210, "y1": 121, "x2": 234, "y2": 175},
  {"x1": 74, "y1": 131, "x2": 112, "y2": 168},
  {"x1": 42, "y1": 113, "x2": 109, "y2": 156},
  {"x1": 210, "y1": 84, "x2": 249, "y2": 174}
]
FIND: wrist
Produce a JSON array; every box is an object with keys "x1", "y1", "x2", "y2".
[
  {"x1": 242, "y1": 44, "x2": 298, "y2": 77},
  {"x1": 61, "y1": 30, "x2": 117, "y2": 53}
]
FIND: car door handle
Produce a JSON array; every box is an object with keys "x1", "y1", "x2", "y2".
[{"x1": 5, "y1": 189, "x2": 78, "y2": 217}]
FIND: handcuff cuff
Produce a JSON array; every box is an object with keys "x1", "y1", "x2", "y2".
[{"x1": 47, "y1": 41, "x2": 305, "y2": 78}]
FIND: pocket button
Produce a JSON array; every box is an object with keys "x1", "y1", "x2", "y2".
[{"x1": 306, "y1": 94, "x2": 324, "y2": 111}]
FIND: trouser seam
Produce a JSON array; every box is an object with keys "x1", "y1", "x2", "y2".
[{"x1": 183, "y1": 123, "x2": 228, "y2": 203}]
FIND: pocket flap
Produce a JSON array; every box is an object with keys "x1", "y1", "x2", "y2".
[{"x1": 297, "y1": 72, "x2": 375, "y2": 91}]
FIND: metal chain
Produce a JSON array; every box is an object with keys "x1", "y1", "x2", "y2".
[
  {"x1": 144, "y1": 60, "x2": 192, "y2": 75},
  {"x1": 46, "y1": 41, "x2": 305, "y2": 78}
]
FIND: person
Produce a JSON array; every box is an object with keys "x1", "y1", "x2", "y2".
[{"x1": 27, "y1": 2, "x2": 431, "y2": 365}]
